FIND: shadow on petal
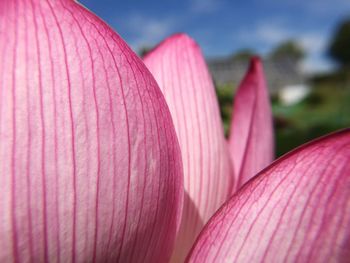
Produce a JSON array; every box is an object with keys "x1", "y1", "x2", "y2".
[{"x1": 171, "y1": 191, "x2": 204, "y2": 263}]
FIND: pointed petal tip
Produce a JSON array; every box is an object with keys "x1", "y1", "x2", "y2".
[
  {"x1": 144, "y1": 33, "x2": 200, "y2": 60},
  {"x1": 144, "y1": 31, "x2": 233, "y2": 262},
  {"x1": 161, "y1": 33, "x2": 198, "y2": 47},
  {"x1": 168, "y1": 32, "x2": 193, "y2": 41},
  {"x1": 249, "y1": 56, "x2": 263, "y2": 75},
  {"x1": 251, "y1": 55, "x2": 261, "y2": 63},
  {"x1": 228, "y1": 51, "x2": 273, "y2": 190}
]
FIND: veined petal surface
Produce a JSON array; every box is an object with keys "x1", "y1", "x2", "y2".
[
  {"x1": 189, "y1": 129, "x2": 350, "y2": 263},
  {"x1": 144, "y1": 33, "x2": 233, "y2": 262},
  {"x1": 0, "y1": 0, "x2": 183, "y2": 262},
  {"x1": 229, "y1": 57, "x2": 274, "y2": 190}
]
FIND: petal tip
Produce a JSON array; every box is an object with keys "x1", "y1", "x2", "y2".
[
  {"x1": 164, "y1": 33, "x2": 198, "y2": 47},
  {"x1": 228, "y1": 53, "x2": 273, "y2": 189},
  {"x1": 144, "y1": 33, "x2": 200, "y2": 61},
  {"x1": 248, "y1": 56, "x2": 263, "y2": 76}
]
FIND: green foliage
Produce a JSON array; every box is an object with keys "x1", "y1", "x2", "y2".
[
  {"x1": 269, "y1": 40, "x2": 305, "y2": 62},
  {"x1": 310, "y1": 69, "x2": 350, "y2": 86},
  {"x1": 328, "y1": 18, "x2": 350, "y2": 68},
  {"x1": 215, "y1": 81, "x2": 350, "y2": 157},
  {"x1": 273, "y1": 84, "x2": 350, "y2": 156},
  {"x1": 138, "y1": 46, "x2": 152, "y2": 58},
  {"x1": 215, "y1": 84, "x2": 235, "y2": 135},
  {"x1": 231, "y1": 49, "x2": 255, "y2": 61}
]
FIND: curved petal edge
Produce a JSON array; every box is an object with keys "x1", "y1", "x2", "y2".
[
  {"x1": 188, "y1": 129, "x2": 350, "y2": 263},
  {"x1": 144, "y1": 33, "x2": 233, "y2": 262},
  {"x1": 0, "y1": 1, "x2": 183, "y2": 262}
]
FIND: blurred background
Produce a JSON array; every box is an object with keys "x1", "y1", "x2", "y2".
[{"x1": 81, "y1": 0, "x2": 350, "y2": 157}]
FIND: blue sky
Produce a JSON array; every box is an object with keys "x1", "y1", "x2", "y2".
[{"x1": 80, "y1": 0, "x2": 350, "y2": 73}]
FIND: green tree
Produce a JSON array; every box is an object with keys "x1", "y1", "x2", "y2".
[
  {"x1": 269, "y1": 40, "x2": 305, "y2": 62},
  {"x1": 329, "y1": 18, "x2": 350, "y2": 68},
  {"x1": 231, "y1": 49, "x2": 255, "y2": 61},
  {"x1": 138, "y1": 46, "x2": 152, "y2": 58}
]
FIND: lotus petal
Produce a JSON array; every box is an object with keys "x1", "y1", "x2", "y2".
[
  {"x1": 188, "y1": 129, "x2": 350, "y2": 262},
  {"x1": 0, "y1": 0, "x2": 183, "y2": 262},
  {"x1": 144, "y1": 33, "x2": 233, "y2": 262},
  {"x1": 228, "y1": 57, "x2": 274, "y2": 189}
]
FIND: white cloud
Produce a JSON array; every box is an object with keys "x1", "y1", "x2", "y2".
[
  {"x1": 300, "y1": 55, "x2": 334, "y2": 74},
  {"x1": 237, "y1": 23, "x2": 335, "y2": 73},
  {"x1": 237, "y1": 23, "x2": 291, "y2": 53},
  {"x1": 297, "y1": 34, "x2": 334, "y2": 73},
  {"x1": 298, "y1": 34, "x2": 327, "y2": 54},
  {"x1": 255, "y1": 24, "x2": 290, "y2": 44},
  {"x1": 123, "y1": 14, "x2": 177, "y2": 51}
]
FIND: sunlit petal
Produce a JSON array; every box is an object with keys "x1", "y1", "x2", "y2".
[
  {"x1": 228, "y1": 57, "x2": 274, "y2": 190},
  {"x1": 189, "y1": 129, "x2": 350, "y2": 262},
  {"x1": 0, "y1": 1, "x2": 183, "y2": 262},
  {"x1": 144, "y1": 33, "x2": 233, "y2": 261}
]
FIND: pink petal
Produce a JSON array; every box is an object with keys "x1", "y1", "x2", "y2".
[
  {"x1": 0, "y1": 1, "x2": 183, "y2": 262},
  {"x1": 228, "y1": 57, "x2": 274, "y2": 190},
  {"x1": 144, "y1": 33, "x2": 233, "y2": 261},
  {"x1": 188, "y1": 129, "x2": 350, "y2": 262}
]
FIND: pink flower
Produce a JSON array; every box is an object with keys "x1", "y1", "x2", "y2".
[
  {"x1": 0, "y1": 1, "x2": 182, "y2": 262},
  {"x1": 1, "y1": 1, "x2": 349, "y2": 262},
  {"x1": 187, "y1": 128, "x2": 350, "y2": 262},
  {"x1": 228, "y1": 56, "x2": 274, "y2": 190},
  {"x1": 145, "y1": 34, "x2": 350, "y2": 262},
  {"x1": 144, "y1": 34, "x2": 234, "y2": 262}
]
